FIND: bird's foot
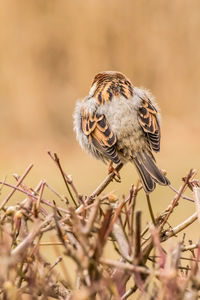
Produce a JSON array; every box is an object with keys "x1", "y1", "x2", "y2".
[{"x1": 108, "y1": 162, "x2": 121, "y2": 182}]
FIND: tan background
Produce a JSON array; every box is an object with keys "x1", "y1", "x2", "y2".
[{"x1": 0, "y1": 1, "x2": 200, "y2": 241}]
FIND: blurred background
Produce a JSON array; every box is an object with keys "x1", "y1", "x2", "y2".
[{"x1": 0, "y1": 1, "x2": 200, "y2": 241}]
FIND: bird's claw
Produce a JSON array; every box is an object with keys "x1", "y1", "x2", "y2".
[{"x1": 108, "y1": 163, "x2": 121, "y2": 182}]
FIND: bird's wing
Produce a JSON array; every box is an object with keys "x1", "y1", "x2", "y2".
[
  {"x1": 138, "y1": 96, "x2": 160, "y2": 152},
  {"x1": 81, "y1": 108, "x2": 120, "y2": 164}
]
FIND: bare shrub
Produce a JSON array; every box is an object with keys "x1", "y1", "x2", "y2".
[{"x1": 0, "y1": 152, "x2": 199, "y2": 299}]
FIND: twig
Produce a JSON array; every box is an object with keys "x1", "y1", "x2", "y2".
[
  {"x1": 159, "y1": 169, "x2": 195, "y2": 230},
  {"x1": 76, "y1": 162, "x2": 123, "y2": 214},
  {"x1": 112, "y1": 220, "x2": 132, "y2": 261},
  {"x1": 19, "y1": 180, "x2": 48, "y2": 216},
  {"x1": 162, "y1": 212, "x2": 198, "y2": 241},
  {"x1": 39, "y1": 242, "x2": 63, "y2": 246},
  {"x1": 51, "y1": 236, "x2": 73, "y2": 289},
  {"x1": 11, "y1": 214, "x2": 53, "y2": 259},
  {"x1": 90, "y1": 163, "x2": 124, "y2": 198},
  {"x1": 0, "y1": 180, "x2": 70, "y2": 215},
  {"x1": 149, "y1": 224, "x2": 166, "y2": 268},
  {"x1": 131, "y1": 182, "x2": 141, "y2": 243},
  {"x1": 48, "y1": 151, "x2": 77, "y2": 207},
  {"x1": 45, "y1": 183, "x2": 67, "y2": 202},
  {"x1": 182, "y1": 241, "x2": 200, "y2": 252},
  {"x1": 193, "y1": 185, "x2": 200, "y2": 222},
  {"x1": 0, "y1": 164, "x2": 34, "y2": 210},
  {"x1": 149, "y1": 254, "x2": 200, "y2": 263},
  {"x1": 82, "y1": 197, "x2": 100, "y2": 235},
  {"x1": 169, "y1": 185, "x2": 194, "y2": 202},
  {"x1": 146, "y1": 194, "x2": 156, "y2": 225},
  {"x1": 100, "y1": 258, "x2": 153, "y2": 275},
  {"x1": 121, "y1": 286, "x2": 138, "y2": 300},
  {"x1": 106, "y1": 196, "x2": 126, "y2": 239},
  {"x1": 134, "y1": 211, "x2": 142, "y2": 260},
  {"x1": 48, "y1": 256, "x2": 63, "y2": 272},
  {"x1": 36, "y1": 180, "x2": 46, "y2": 211}
]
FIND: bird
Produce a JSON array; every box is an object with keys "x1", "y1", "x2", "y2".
[{"x1": 73, "y1": 71, "x2": 170, "y2": 193}]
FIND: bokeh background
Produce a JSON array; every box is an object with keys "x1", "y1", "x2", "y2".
[{"x1": 0, "y1": 0, "x2": 200, "y2": 253}]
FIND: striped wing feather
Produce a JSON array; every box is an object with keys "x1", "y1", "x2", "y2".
[
  {"x1": 81, "y1": 110, "x2": 120, "y2": 164},
  {"x1": 138, "y1": 98, "x2": 160, "y2": 152}
]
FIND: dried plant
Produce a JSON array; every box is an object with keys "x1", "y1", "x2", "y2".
[{"x1": 0, "y1": 152, "x2": 200, "y2": 300}]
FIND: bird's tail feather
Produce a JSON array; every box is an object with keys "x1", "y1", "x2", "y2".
[{"x1": 132, "y1": 151, "x2": 170, "y2": 194}]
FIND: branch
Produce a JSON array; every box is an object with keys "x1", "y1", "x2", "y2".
[
  {"x1": 182, "y1": 241, "x2": 200, "y2": 252},
  {"x1": 48, "y1": 151, "x2": 78, "y2": 207},
  {"x1": 100, "y1": 258, "x2": 152, "y2": 275},
  {"x1": 11, "y1": 214, "x2": 53, "y2": 260},
  {"x1": 76, "y1": 162, "x2": 123, "y2": 214},
  {"x1": 0, "y1": 164, "x2": 34, "y2": 210},
  {"x1": 90, "y1": 163, "x2": 124, "y2": 198},
  {"x1": 146, "y1": 194, "x2": 155, "y2": 225},
  {"x1": 159, "y1": 169, "x2": 196, "y2": 230},
  {"x1": 162, "y1": 212, "x2": 198, "y2": 241},
  {"x1": 134, "y1": 211, "x2": 142, "y2": 259},
  {"x1": 0, "y1": 180, "x2": 70, "y2": 214}
]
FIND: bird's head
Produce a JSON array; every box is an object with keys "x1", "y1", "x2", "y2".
[{"x1": 89, "y1": 71, "x2": 134, "y2": 104}]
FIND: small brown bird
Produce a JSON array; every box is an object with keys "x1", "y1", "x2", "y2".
[{"x1": 74, "y1": 71, "x2": 170, "y2": 193}]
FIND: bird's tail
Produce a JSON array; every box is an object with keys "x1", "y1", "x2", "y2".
[{"x1": 132, "y1": 151, "x2": 170, "y2": 194}]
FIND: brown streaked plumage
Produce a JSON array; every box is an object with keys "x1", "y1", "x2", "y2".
[
  {"x1": 74, "y1": 71, "x2": 170, "y2": 193},
  {"x1": 81, "y1": 107, "x2": 119, "y2": 164},
  {"x1": 92, "y1": 72, "x2": 134, "y2": 104},
  {"x1": 138, "y1": 97, "x2": 160, "y2": 152}
]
